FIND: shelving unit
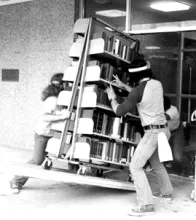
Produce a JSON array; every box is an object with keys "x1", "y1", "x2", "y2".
[{"x1": 42, "y1": 17, "x2": 140, "y2": 190}]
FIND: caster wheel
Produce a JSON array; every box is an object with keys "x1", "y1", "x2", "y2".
[
  {"x1": 77, "y1": 168, "x2": 83, "y2": 175},
  {"x1": 43, "y1": 158, "x2": 53, "y2": 170},
  {"x1": 96, "y1": 169, "x2": 103, "y2": 177},
  {"x1": 68, "y1": 163, "x2": 79, "y2": 172},
  {"x1": 190, "y1": 190, "x2": 196, "y2": 201},
  {"x1": 77, "y1": 166, "x2": 87, "y2": 175},
  {"x1": 127, "y1": 174, "x2": 134, "y2": 182}
]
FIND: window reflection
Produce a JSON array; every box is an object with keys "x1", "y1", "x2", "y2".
[
  {"x1": 182, "y1": 53, "x2": 196, "y2": 94},
  {"x1": 132, "y1": 33, "x2": 179, "y2": 95},
  {"x1": 181, "y1": 52, "x2": 196, "y2": 121},
  {"x1": 146, "y1": 51, "x2": 178, "y2": 94},
  {"x1": 184, "y1": 32, "x2": 196, "y2": 49},
  {"x1": 85, "y1": 0, "x2": 126, "y2": 30},
  {"x1": 181, "y1": 98, "x2": 196, "y2": 121},
  {"x1": 132, "y1": 33, "x2": 179, "y2": 52}
]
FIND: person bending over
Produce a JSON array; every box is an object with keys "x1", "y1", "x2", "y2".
[
  {"x1": 10, "y1": 73, "x2": 70, "y2": 193},
  {"x1": 107, "y1": 58, "x2": 173, "y2": 216}
]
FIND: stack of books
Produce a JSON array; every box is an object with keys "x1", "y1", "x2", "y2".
[
  {"x1": 92, "y1": 31, "x2": 138, "y2": 62},
  {"x1": 79, "y1": 137, "x2": 136, "y2": 164}
]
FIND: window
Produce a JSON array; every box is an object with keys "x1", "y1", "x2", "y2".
[
  {"x1": 181, "y1": 32, "x2": 196, "y2": 121},
  {"x1": 132, "y1": 33, "x2": 180, "y2": 100},
  {"x1": 85, "y1": 0, "x2": 126, "y2": 30}
]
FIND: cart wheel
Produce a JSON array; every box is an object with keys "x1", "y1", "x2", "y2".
[
  {"x1": 77, "y1": 166, "x2": 87, "y2": 175},
  {"x1": 68, "y1": 163, "x2": 79, "y2": 172},
  {"x1": 77, "y1": 167, "x2": 82, "y2": 175},
  {"x1": 96, "y1": 169, "x2": 103, "y2": 177},
  {"x1": 190, "y1": 190, "x2": 196, "y2": 201},
  {"x1": 127, "y1": 174, "x2": 134, "y2": 182},
  {"x1": 43, "y1": 158, "x2": 53, "y2": 170}
]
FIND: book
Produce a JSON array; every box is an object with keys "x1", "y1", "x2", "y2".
[
  {"x1": 112, "y1": 142, "x2": 117, "y2": 162},
  {"x1": 127, "y1": 42, "x2": 137, "y2": 62},
  {"x1": 105, "y1": 116, "x2": 114, "y2": 135},
  {"x1": 104, "y1": 141, "x2": 110, "y2": 160},
  {"x1": 101, "y1": 141, "x2": 109, "y2": 160},
  {"x1": 90, "y1": 138, "x2": 100, "y2": 158},
  {"x1": 111, "y1": 117, "x2": 121, "y2": 138},
  {"x1": 107, "y1": 35, "x2": 114, "y2": 53},
  {"x1": 118, "y1": 43, "x2": 124, "y2": 58},
  {"x1": 126, "y1": 146, "x2": 131, "y2": 164},
  {"x1": 112, "y1": 142, "x2": 123, "y2": 162},
  {"x1": 97, "y1": 88, "x2": 104, "y2": 105},
  {"x1": 130, "y1": 146, "x2": 135, "y2": 157},
  {"x1": 65, "y1": 132, "x2": 72, "y2": 144},
  {"x1": 122, "y1": 122, "x2": 128, "y2": 140},
  {"x1": 126, "y1": 146, "x2": 135, "y2": 163},
  {"x1": 121, "y1": 146, "x2": 128, "y2": 164},
  {"x1": 108, "y1": 142, "x2": 114, "y2": 161},
  {"x1": 112, "y1": 38, "x2": 121, "y2": 56},
  {"x1": 129, "y1": 125, "x2": 136, "y2": 141},
  {"x1": 121, "y1": 45, "x2": 128, "y2": 60},
  {"x1": 107, "y1": 65, "x2": 114, "y2": 81},
  {"x1": 98, "y1": 142, "x2": 104, "y2": 159},
  {"x1": 101, "y1": 114, "x2": 108, "y2": 135},
  {"x1": 88, "y1": 60, "x2": 102, "y2": 66},
  {"x1": 117, "y1": 143, "x2": 123, "y2": 162},
  {"x1": 97, "y1": 111, "x2": 104, "y2": 133},
  {"x1": 93, "y1": 110, "x2": 100, "y2": 133},
  {"x1": 100, "y1": 63, "x2": 110, "y2": 80}
]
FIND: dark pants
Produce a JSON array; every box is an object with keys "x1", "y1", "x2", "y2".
[
  {"x1": 10, "y1": 133, "x2": 51, "y2": 189},
  {"x1": 169, "y1": 123, "x2": 192, "y2": 175}
]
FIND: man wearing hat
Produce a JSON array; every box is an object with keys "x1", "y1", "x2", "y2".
[{"x1": 106, "y1": 58, "x2": 173, "y2": 216}]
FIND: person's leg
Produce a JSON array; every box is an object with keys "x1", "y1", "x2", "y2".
[
  {"x1": 129, "y1": 129, "x2": 159, "y2": 207},
  {"x1": 30, "y1": 133, "x2": 50, "y2": 165},
  {"x1": 10, "y1": 133, "x2": 50, "y2": 189},
  {"x1": 171, "y1": 125, "x2": 184, "y2": 163},
  {"x1": 180, "y1": 154, "x2": 192, "y2": 176},
  {"x1": 149, "y1": 149, "x2": 173, "y2": 196},
  {"x1": 152, "y1": 127, "x2": 173, "y2": 192},
  {"x1": 144, "y1": 161, "x2": 153, "y2": 172},
  {"x1": 171, "y1": 124, "x2": 192, "y2": 176}
]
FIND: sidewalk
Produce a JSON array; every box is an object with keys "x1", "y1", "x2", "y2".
[{"x1": 0, "y1": 145, "x2": 196, "y2": 220}]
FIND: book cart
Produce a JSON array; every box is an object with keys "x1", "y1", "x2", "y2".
[{"x1": 42, "y1": 16, "x2": 141, "y2": 190}]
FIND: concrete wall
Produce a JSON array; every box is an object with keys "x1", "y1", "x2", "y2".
[{"x1": 0, "y1": 0, "x2": 75, "y2": 149}]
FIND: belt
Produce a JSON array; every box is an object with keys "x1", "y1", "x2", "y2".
[{"x1": 143, "y1": 123, "x2": 168, "y2": 130}]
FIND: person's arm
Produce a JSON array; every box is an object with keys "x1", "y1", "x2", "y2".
[
  {"x1": 165, "y1": 105, "x2": 179, "y2": 121},
  {"x1": 164, "y1": 112, "x2": 171, "y2": 121},
  {"x1": 106, "y1": 83, "x2": 144, "y2": 116},
  {"x1": 106, "y1": 85, "x2": 119, "y2": 113},
  {"x1": 43, "y1": 110, "x2": 70, "y2": 122},
  {"x1": 41, "y1": 97, "x2": 70, "y2": 122},
  {"x1": 112, "y1": 75, "x2": 133, "y2": 92},
  {"x1": 123, "y1": 84, "x2": 133, "y2": 92}
]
